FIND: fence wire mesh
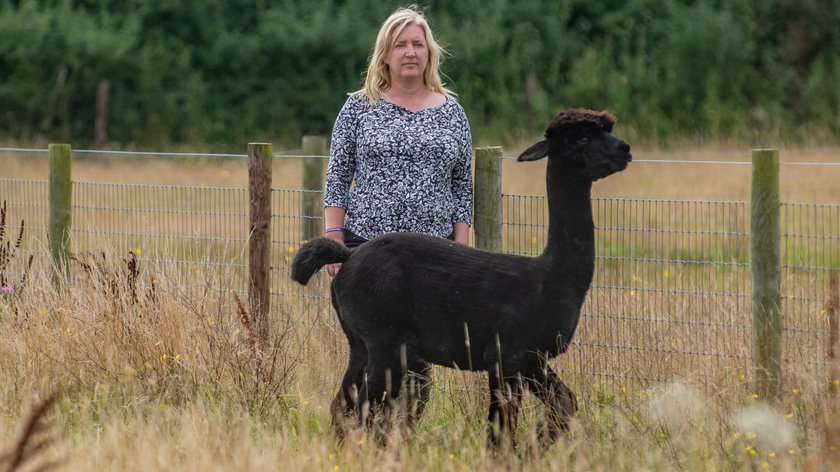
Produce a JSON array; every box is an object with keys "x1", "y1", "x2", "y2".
[{"x1": 2, "y1": 154, "x2": 839, "y2": 397}]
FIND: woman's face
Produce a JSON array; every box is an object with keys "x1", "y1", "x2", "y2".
[{"x1": 386, "y1": 24, "x2": 428, "y2": 83}]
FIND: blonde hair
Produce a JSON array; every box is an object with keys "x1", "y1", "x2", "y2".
[{"x1": 357, "y1": 5, "x2": 454, "y2": 103}]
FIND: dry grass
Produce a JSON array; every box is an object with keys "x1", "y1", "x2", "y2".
[
  {"x1": 1, "y1": 144, "x2": 838, "y2": 469},
  {"x1": 1, "y1": 247, "x2": 839, "y2": 471}
]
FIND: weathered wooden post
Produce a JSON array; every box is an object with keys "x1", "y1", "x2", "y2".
[
  {"x1": 301, "y1": 135, "x2": 327, "y2": 241},
  {"x1": 48, "y1": 143, "x2": 72, "y2": 285},
  {"x1": 474, "y1": 146, "x2": 502, "y2": 251},
  {"x1": 248, "y1": 142, "x2": 272, "y2": 346},
  {"x1": 750, "y1": 148, "x2": 782, "y2": 400}
]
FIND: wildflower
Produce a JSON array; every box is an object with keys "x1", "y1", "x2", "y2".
[
  {"x1": 0, "y1": 285, "x2": 11, "y2": 294},
  {"x1": 151, "y1": 278, "x2": 159, "y2": 285},
  {"x1": 175, "y1": 354, "x2": 181, "y2": 361},
  {"x1": 746, "y1": 432, "x2": 758, "y2": 440},
  {"x1": 768, "y1": 452, "x2": 776, "y2": 458},
  {"x1": 745, "y1": 446, "x2": 756, "y2": 456},
  {"x1": 630, "y1": 290, "x2": 636, "y2": 297},
  {"x1": 620, "y1": 386, "x2": 627, "y2": 393},
  {"x1": 832, "y1": 379, "x2": 839, "y2": 386},
  {"x1": 162, "y1": 354, "x2": 168, "y2": 360},
  {"x1": 792, "y1": 388, "x2": 800, "y2": 396},
  {"x1": 133, "y1": 248, "x2": 142, "y2": 256},
  {"x1": 287, "y1": 246, "x2": 296, "y2": 253},
  {"x1": 739, "y1": 374, "x2": 746, "y2": 382},
  {"x1": 662, "y1": 269, "x2": 670, "y2": 278},
  {"x1": 733, "y1": 433, "x2": 742, "y2": 439},
  {"x1": 752, "y1": 393, "x2": 759, "y2": 399},
  {"x1": 761, "y1": 461, "x2": 769, "y2": 468},
  {"x1": 332, "y1": 466, "x2": 340, "y2": 472},
  {"x1": 304, "y1": 401, "x2": 311, "y2": 406},
  {"x1": 785, "y1": 412, "x2": 794, "y2": 419}
]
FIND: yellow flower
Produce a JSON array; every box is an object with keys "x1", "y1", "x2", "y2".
[
  {"x1": 792, "y1": 388, "x2": 800, "y2": 395},
  {"x1": 151, "y1": 277, "x2": 159, "y2": 285},
  {"x1": 620, "y1": 386, "x2": 627, "y2": 393},
  {"x1": 175, "y1": 354, "x2": 181, "y2": 361},
  {"x1": 768, "y1": 452, "x2": 776, "y2": 458},
  {"x1": 449, "y1": 453, "x2": 456, "y2": 460},
  {"x1": 746, "y1": 432, "x2": 758, "y2": 440},
  {"x1": 662, "y1": 269, "x2": 670, "y2": 278},
  {"x1": 739, "y1": 374, "x2": 746, "y2": 382},
  {"x1": 304, "y1": 401, "x2": 311, "y2": 406},
  {"x1": 746, "y1": 446, "x2": 756, "y2": 456},
  {"x1": 832, "y1": 379, "x2": 840, "y2": 386},
  {"x1": 332, "y1": 466, "x2": 340, "y2": 472},
  {"x1": 786, "y1": 412, "x2": 794, "y2": 419},
  {"x1": 207, "y1": 317, "x2": 215, "y2": 326},
  {"x1": 161, "y1": 354, "x2": 168, "y2": 360},
  {"x1": 133, "y1": 248, "x2": 142, "y2": 256},
  {"x1": 629, "y1": 290, "x2": 636, "y2": 297},
  {"x1": 761, "y1": 461, "x2": 769, "y2": 469},
  {"x1": 733, "y1": 433, "x2": 742, "y2": 439},
  {"x1": 287, "y1": 245, "x2": 296, "y2": 253},
  {"x1": 752, "y1": 393, "x2": 759, "y2": 399}
]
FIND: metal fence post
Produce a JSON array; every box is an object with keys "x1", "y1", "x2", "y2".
[
  {"x1": 248, "y1": 142, "x2": 272, "y2": 346},
  {"x1": 751, "y1": 148, "x2": 782, "y2": 400},
  {"x1": 48, "y1": 143, "x2": 72, "y2": 285},
  {"x1": 474, "y1": 146, "x2": 502, "y2": 251},
  {"x1": 301, "y1": 135, "x2": 327, "y2": 241}
]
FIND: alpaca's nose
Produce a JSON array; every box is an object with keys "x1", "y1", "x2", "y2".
[{"x1": 619, "y1": 140, "x2": 631, "y2": 153}]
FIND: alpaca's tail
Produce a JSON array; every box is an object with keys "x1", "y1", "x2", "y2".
[{"x1": 290, "y1": 237, "x2": 352, "y2": 285}]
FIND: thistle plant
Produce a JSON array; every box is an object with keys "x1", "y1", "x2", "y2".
[{"x1": 0, "y1": 200, "x2": 33, "y2": 300}]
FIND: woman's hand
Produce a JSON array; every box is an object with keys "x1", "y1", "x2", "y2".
[{"x1": 325, "y1": 229, "x2": 345, "y2": 277}]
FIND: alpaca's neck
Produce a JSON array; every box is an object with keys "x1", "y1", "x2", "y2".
[{"x1": 541, "y1": 171, "x2": 596, "y2": 294}]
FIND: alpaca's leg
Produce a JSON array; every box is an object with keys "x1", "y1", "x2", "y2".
[
  {"x1": 360, "y1": 344, "x2": 406, "y2": 433},
  {"x1": 331, "y1": 313, "x2": 368, "y2": 439},
  {"x1": 486, "y1": 366, "x2": 523, "y2": 453},
  {"x1": 525, "y1": 365, "x2": 578, "y2": 453},
  {"x1": 403, "y1": 360, "x2": 432, "y2": 429}
]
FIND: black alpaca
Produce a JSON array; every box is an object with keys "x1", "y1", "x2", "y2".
[{"x1": 292, "y1": 109, "x2": 632, "y2": 452}]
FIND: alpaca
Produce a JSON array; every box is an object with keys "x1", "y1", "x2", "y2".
[{"x1": 291, "y1": 109, "x2": 632, "y2": 452}]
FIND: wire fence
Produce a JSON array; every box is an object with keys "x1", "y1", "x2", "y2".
[{"x1": 2, "y1": 146, "x2": 839, "y2": 396}]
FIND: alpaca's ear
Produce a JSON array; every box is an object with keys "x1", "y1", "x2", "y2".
[{"x1": 517, "y1": 140, "x2": 549, "y2": 161}]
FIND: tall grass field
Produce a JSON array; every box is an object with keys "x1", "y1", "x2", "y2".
[{"x1": 1, "y1": 146, "x2": 839, "y2": 470}]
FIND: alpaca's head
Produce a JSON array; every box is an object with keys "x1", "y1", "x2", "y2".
[{"x1": 518, "y1": 109, "x2": 632, "y2": 181}]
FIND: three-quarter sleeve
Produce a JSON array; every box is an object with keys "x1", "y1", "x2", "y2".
[
  {"x1": 324, "y1": 96, "x2": 360, "y2": 209},
  {"x1": 451, "y1": 106, "x2": 473, "y2": 225}
]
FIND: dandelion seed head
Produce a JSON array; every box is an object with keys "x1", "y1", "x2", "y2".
[
  {"x1": 734, "y1": 404, "x2": 798, "y2": 451},
  {"x1": 644, "y1": 382, "x2": 705, "y2": 435}
]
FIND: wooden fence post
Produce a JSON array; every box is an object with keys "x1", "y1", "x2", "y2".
[
  {"x1": 474, "y1": 146, "x2": 502, "y2": 252},
  {"x1": 301, "y1": 135, "x2": 327, "y2": 241},
  {"x1": 48, "y1": 143, "x2": 72, "y2": 285},
  {"x1": 751, "y1": 148, "x2": 782, "y2": 400},
  {"x1": 248, "y1": 142, "x2": 272, "y2": 346}
]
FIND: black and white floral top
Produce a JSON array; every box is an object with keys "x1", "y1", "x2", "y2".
[{"x1": 324, "y1": 93, "x2": 473, "y2": 240}]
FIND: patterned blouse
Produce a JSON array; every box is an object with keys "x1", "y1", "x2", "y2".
[{"x1": 324, "y1": 93, "x2": 473, "y2": 240}]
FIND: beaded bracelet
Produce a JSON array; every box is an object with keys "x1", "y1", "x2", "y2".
[{"x1": 324, "y1": 227, "x2": 345, "y2": 234}]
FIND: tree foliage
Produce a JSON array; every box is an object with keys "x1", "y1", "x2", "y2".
[{"x1": 1, "y1": 0, "x2": 838, "y2": 147}]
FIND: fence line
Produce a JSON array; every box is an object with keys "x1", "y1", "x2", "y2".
[{"x1": 1, "y1": 142, "x2": 839, "y2": 399}]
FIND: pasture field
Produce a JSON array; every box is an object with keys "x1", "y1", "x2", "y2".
[
  {"x1": 0, "y1": 252, "x2": 831, "y2": 471},
  {"x1": 1, "y1": 145, "x2": 839, "y2": 470}
]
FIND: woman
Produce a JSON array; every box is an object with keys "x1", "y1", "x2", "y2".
[{"x1": 323, "y1": 6, "x2": 473, "y2": 277}]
